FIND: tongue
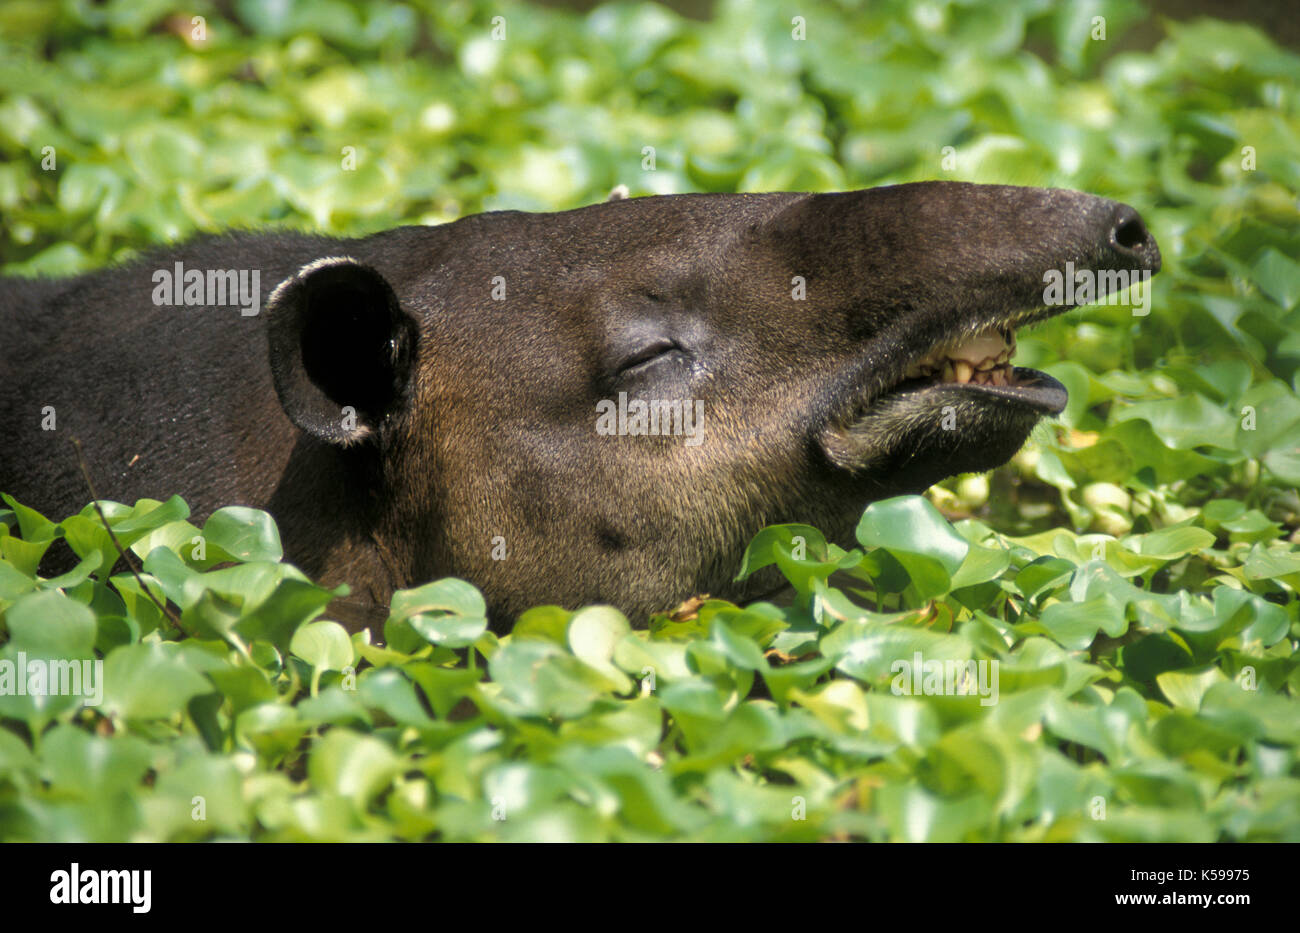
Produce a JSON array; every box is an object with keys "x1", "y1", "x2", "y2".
[{"x1": 949, "y1": 331, "x2": 1008, "y2": 365}]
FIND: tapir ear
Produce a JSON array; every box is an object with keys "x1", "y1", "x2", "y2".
[{"x1": 266, "y1": 257, "x2": 418, "y2": 445}]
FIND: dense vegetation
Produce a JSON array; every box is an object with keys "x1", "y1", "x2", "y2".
[{"x1": 1, "y1": 0, "x2": 1298, "y2": 841}]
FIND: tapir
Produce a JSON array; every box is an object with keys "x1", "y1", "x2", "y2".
[{"x1": 0, "y1": 182, "x2": 1160, "y2": 629}]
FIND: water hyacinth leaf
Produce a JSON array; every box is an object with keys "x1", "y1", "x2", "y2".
[
  {"x1": 0, "y1": 643, "x2": 85, "y2": 729},
  {"x1": 357, "y1": 667, "x2": 432, "y2": 726},
  {"x1": 206, "y1": 665, "x2": 277, "y2": 714},
  {"x1": 56, "y1": 513, "x2": 119, "y2": 572},
  {"x1": 1235, "y1": 380, "x2": 1300, "y2": 456},
  {"x1": 38, "y1": 551, "x2": 103, "y2": 591},
  {"x1": 5, "y1": 589, "x2": 97, "y2": 658},
  {"x1": 856, "y1": 496, "x2": 969, "y2": 574},
  {"x1": 39, "y1": 724, "x2": 153, "y2": 798},
  {"x1": 1106, "y1": 420, "x2": 1225, "y2": 485},
  {"x1": 108, "y1": 496, "x2": 190, "y2": 537},
  {"x1": 761, "y1": 655, "x2": 836, "y2": 706},
  {"x1": 236, "y1": 577, "x2": 345, "y2": 649},
  {"x1": 202, "y1": 507, "x2": 284, "y2": 563},
  {"x1": 512, "y1": 605, "x2": 573, "y2": 643},
  {"x1": 1124, "y1": 524, "x2": 1216, "y2": 559},
  {"x1": 1252, "y1": 247, "x2": 1300, "y2": 310},
  {"x1": 403, "y1": 663, "x2": 483, "y2": 720},
  {"x1": 307, "y1": 729, "x2": 399, "y2": 808},
  {"x1": 1151, "y1": 711, "x2": 1244, "y2": 756},
  {"x1": 949, "y1": 542, "x2": 1012, "y2": 589},
  {"x1": 658, "y1": 678, "x2": 730, "y2": 749},
  {"x1": 556, "y1": 745, "x2": 704, "y2": 836},
  {"x1": 612, "y1": 636, "x2": 692, "y2": 687},
  {"x1": 875, "y1": 784, "x2": 989, "y2": 843},
  {"x1": 855, "y1": 496, "x2": 969, "y2": 599},
  {"x1": 140, "y1": 546, "x2": 201, "y2": 608},
  {"x1": 1013, "y1": 556, "x2": 1076, "y2": 601},
  {"x1": 822, "y1": 620, "x2": 973, "y2": 684},
  {"x1": 407, "y1": 612, "x2": 488, "y2": 650},
  {"x1": 1119, "y1": 633, "x2": 1196, "y2": 685},
  {"x1": 101, "y1": 642, "x2": 214, "y2": 721},
  {"x1": 482, "y1": 761, "x2": 572, "y2": 819},
  {"x1": 932, "y1": 726, "x2": 1037, "y2": 818},
  {"x1": 1218, "y1": 509, "x2": 1282, "y2": 545},
  {"x1": 487, "y1": 639, "x2": 606, "y2": 718},
  {"x1": 1, "y1": 530, "x2": 54, "y2": 578},
  {"x1": 707, "y1": 617, "x2": 769, "y2": 672},
  {"x1": 182, "y1": 589, "x2": 244, "y2": 643},
  {"x1": 1260, "y1": 422, "x2": 1300, "y2": 484},
  {"x1": 1112, "y1": 396, "x2": 1239, "y2": 450},
  {"x1": 390, "y1": 578, "x2": 488, "y2": 649},
  {"x1": 1157, "y1": 665, "x2": 1229, "y2": 711},
  {"x1": 128, "y1": 518, "x2": 208, "y2": 567},
  {"x1": 734, "y1": 523, "x2": 841, "y2": 593},
  {"x1": 1241, "y1": 543, "x2": 1300, "y2": 581},
  {"x1": 568, "y1": 605, "x2": 633, "y2": 689},
  {"x1": 1201, "y1": 682, "x2": 1300, "y2": 745},
  {"x1": 290, "y1": 620, "x2": 355, "y2": 673},
  {"x1": 1211, "y1": 587, "x2": 1290, "y2": 648},
  {"x1": 1, "y1": 495, "x2": 58, "y2": 543},
  {"x1": 1038, "y1": 595, "x2": 1127, "y2": 651}
]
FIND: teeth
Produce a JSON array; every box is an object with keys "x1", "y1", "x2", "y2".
[
  {"x1": 906, "y1": 324, "x2": 1020, "y2": 387},
  {"x1": 948, "y1": 331, "x2": 1008, "y2": 365}
]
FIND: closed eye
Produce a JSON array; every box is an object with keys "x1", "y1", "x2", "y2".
[{"x1": 617, "y1": 338, "x2": 682, "y2": 375}]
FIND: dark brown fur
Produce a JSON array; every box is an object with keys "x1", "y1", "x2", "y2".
[{"x1": 0, "y1": 183, "x2": 1160, "y2": 628}]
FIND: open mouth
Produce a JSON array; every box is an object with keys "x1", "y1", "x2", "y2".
[{"x1": 888, "y1": 320, "x2": 1068, "y2": 415}]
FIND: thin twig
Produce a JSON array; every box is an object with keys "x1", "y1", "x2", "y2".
[{"x1": 70, "y1": 437, "x2": 189, "y2": 636}]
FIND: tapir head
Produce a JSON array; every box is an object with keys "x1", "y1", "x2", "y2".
[{"x1": 265, "y1": 181, "x2": 1160, "y2": 624}]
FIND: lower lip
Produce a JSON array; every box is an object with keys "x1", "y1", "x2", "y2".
[{"x1": 896, "y1": 367, "x2": 1068, "y2": 415}]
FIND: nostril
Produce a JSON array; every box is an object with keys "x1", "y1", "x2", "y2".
[{"x1": 1112, "y1": 207, "x2": 1148, "y2": 252}]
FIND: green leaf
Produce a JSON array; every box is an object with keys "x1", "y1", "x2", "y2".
[
  {"x1": 512, "y1": 605, "x2": 572, "y2": 643},
  {"x1": 389, "y1": 578, "x2": 488, "y2": 649},
  {"x1": 407, "y1": 612, "x2": 488, "y2": 650},
  {"x1": 736, "y1": 524, "x2": 829, "y2": 578},
  {"x1": 5, "y1": 589, "x2": 96, "y2": 658},
  {"x1": 568, "y1": 606, "x2": 633, "y2": 691},
  {"x1": 1038, "y1": 596, "x2": 1127, "y2": 651},
  {"x1": 1252, "y1": 247, "x2": 1300, "y2": 310},
  {"x1": 1125, "y1": 524, "x2": 1216, "y2": 559},
  {"x1": 855, "y1": 496, "x2": 970, "y2": 599},
  {"x1": 308, "y1": 729, "x2": 399, "y2": 808},
  {"x1": 40, "y1": 724, "x2": 153, "y2": 798},
  {"x1": 101, "y1": 642, "x2": 214, "y2": 720},
  {"x1": 1157, "y1": 665, "x2": 1229, "y2": 711},
  {"x1": 358, "y1": 667, "x2": 431, "y2": 725},
  {"x1": 1, "y1": 495, "x2": 57, "y2": 543},
  {"x1": 821, "y1": 619, "x2": 973, "y2": 684},
  {"x1": 856, "y1": 496, "x2": 970, "y2": 574},
  {"x1": 290, "y1": 620, "x2": 355, "y2": 673},
  {"x1": 202, "y1": 507, "x2": 284, "y2": 562}
]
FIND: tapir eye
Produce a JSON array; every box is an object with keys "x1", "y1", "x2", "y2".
[{"x1": 616, "y1": 338, "x2": 682, "y2": 376}]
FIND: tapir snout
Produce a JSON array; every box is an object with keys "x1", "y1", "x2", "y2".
[{"x1": 0, "y1": 182, "x2": 1160, "y2": 627}]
